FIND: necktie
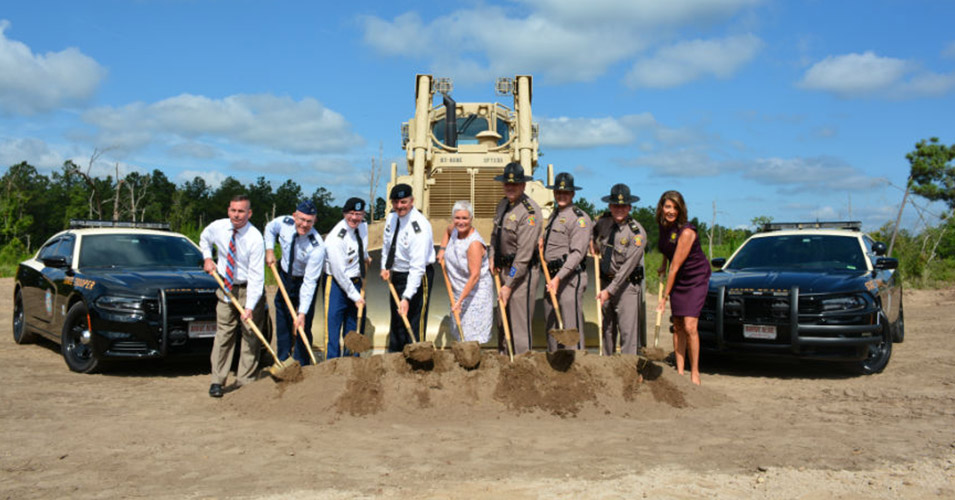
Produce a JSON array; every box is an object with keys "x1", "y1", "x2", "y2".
[
  {"x1": 385, "y1": 216, "x2": 400, "y2": 270},
  {"x1": 494, "y1": 202, "x2": 514, "y2": 265},
  {"x1": 543, "y1": 210, "x2": 558, "y2": 254},
  {"x1": 601, "y1": 222, "x2": 617, "y2": 277},
  {"x1": 287, "y1": 234, "x2": 297, "y2": 275},
  {"x1": 356, "y1": 228, "x2": 366, "y2": 279},
  {"x1": 225, "y1": 228, "x2": 238, "y2": 292}
]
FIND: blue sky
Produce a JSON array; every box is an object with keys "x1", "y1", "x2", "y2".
[{"x1": 2, "y1": 0, "x2": 953, "y2": 231}]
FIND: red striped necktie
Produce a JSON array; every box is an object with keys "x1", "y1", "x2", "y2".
[{"x1": 225, "y1": 228, "x2": 238, "y2": 292}]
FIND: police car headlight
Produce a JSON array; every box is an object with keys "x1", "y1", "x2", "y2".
[
  {"x1": 95, "y1": 295, "x2": 146, "y2": 314},
  {"x1": 820, "y1": 294, "x2": 867, "y2": 312}
]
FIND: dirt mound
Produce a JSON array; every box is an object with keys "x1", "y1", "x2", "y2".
[{"x1": 226, "y1": 351, "x2": 720, "y2": 421}]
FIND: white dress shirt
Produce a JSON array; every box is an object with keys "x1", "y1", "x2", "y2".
[
  {"x1": 381, "y1": 207, "x2": 436, "y2": 300},
  {"x1": 324, "y1": 219, "x2": 369, "y2": 303},
  {"x1": 264, "y1": 216, "x2": 326, "y2": 315},
  {"x1": 200, "y1": 218, "x2": 265, "y2": 308}
]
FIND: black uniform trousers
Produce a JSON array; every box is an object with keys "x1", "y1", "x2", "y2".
[{"x1": 387, "y1": 264, "x2": 435, "y2": 352}]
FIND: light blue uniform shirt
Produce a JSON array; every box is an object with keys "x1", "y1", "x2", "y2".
[{"x1": 264, "y1": 216, "x2": 326, "y2": 315}]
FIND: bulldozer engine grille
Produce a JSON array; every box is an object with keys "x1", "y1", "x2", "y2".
[{"x1": 430, "y1": 167, "x2": 505, "y2": 219}]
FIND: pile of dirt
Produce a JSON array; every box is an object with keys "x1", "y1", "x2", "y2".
[{"x1": 226, "y1": 351, "x2": 722, "y2": 421}]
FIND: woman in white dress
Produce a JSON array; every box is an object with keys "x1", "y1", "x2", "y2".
[{"x1": 436, "y1": 200, "x2": 493, "y2": 343}]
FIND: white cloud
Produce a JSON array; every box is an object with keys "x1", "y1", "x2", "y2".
[
  {"x1": 942, "y1": 41, "x2": 955, "y2": 60},
  {"x1": 809, "y1": 205, "x2": 838, "y2": 220},
  {"x1": 82, "y1": 93, "x2": 363, "y2": 154},
  {"x1": 744, "y1": 157, "x2": 884, "y2": 192},
  {"x1": 625, "y1": 34, "x2": 763, "y2": 88},
  {"x1": 539, "y1": 116, "x2": 637, "y2": 149},
  {"x1": 0, "y1": 137, "x2": 63, "y2": 169},
  {"x1": 626, "y1": 148, "x2": 723, "y2": 177},
  {"x1": 797, "y1": 51, "x2": 955, "y2": 99},
  {"x1": 0, "y1": 20, "x2": 107, "y2": 115},
  {"x1": 167, "y1": 141, "x2": 219, "y2": 160},
  {"x1": 177, "y1": 169, "x2": 227, "y2": 188},
  {"x1": 360, "y1": 1, "x2": 759, "y2": 84}
]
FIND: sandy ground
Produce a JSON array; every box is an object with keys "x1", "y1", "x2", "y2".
[{"x1": 1, "y1": 277, "x2": 954, "y2": 499}]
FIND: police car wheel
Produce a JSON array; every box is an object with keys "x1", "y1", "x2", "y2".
[
  {"x1": 853, "y1": 313, "x2": 892, "y2": 376},
  {"x1": 12, "y1": 289, "x2": 35, "y2": 345},
  {"x1": 61, "y1": 302, "x2": 102, "y2": 374}
]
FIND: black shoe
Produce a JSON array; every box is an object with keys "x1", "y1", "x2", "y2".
[{"x1": 209, "y1": 383, "x2": 223, "y2": 398}]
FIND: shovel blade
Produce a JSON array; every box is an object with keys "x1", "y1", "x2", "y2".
[
  {"x1": 548, "y1": 328, "x2": 580, "y2": 348},
  {"x1": 343, "y1": 330, "x2": 372, "y2": 354},
  {"x1": 268, "y1": 358, "x2": 302, "y2": 381}
]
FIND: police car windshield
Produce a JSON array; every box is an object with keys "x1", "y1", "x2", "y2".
[
  {"x1": 79, "y1": 234, "x2": 203, "y2": 269},
  {"x1": 726, "y1": 234, "x2": 867, "y2": 271}
]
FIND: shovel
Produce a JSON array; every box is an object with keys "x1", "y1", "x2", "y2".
[
  {"x1": 641, "y1": 274, "x2": 668, "y2": 362},
  {"x1": 343, "y1": 288, "x2": 372, "y2": 354},
  {"x1": 593, "y1": 253, "x2": 604, "y2": 356},
  {"x1": 269, "y1": 263, "x2": 318, "y2": 365},
  {"x1": 210, "y1": 271, "x2": 300, "y2": 381},
  {"x1": 538, "y1": 246, "x2": 580, "y2": 348},
  {"x1": 493, "y1": 272, "x2": 515, "y2": 362},
  {"x1": 387, "y1": 277, "x2": 434, "y2": 363},
  {"x1": 439, "y1": 259, "x2": 466, "y2": 343}
]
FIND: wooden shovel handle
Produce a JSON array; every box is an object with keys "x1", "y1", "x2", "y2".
[
  {"x1": 538, "y1": 245, "x2": 564, "y2": 329},
  {"x1": 386, "y1": 278, "x2": 414, "y2": 332},
  {"x1": 494, "y1": 272, "x2": 515, "y2": 362},
  {"x1": 209, "y1": 271, "x2": 282, "y2": 365},
  {"x1": 594, "y1": 253, "x2": 604, "y2": 356},
  {"x1": 439, "y1": 260, "x2": 465, "y2": 340},
  {"x1": 269, "y1": 263, "x2": 317, "y2": 364}
]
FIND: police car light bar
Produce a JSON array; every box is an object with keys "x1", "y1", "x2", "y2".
[
  {"x1": 760, "y1": 221, "x2": 862, "y2": 232},
  {"x1": 69, "y1": 219, "x2": 171, "y2": 230}
]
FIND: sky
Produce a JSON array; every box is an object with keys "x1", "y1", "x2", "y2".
[{"x1": 1, "y1": 0, "x2": 954, "y2": 232}]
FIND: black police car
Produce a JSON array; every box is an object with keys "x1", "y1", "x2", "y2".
[
  {"x1": 700, "y1": 221, "x2": 903, "y2": 374},
  {"x1": 12, "y1": 221, "x2": 221, "y2": 373}
]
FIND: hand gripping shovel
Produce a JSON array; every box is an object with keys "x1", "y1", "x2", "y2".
[
  {"x1": 538, "y1": 245, "x2": 580, "y2": 348},
  {"x1": 493, "y1": 272, "x2": 515, "y2": 362},
  {"x1": 388, "y1": 277, "x2": 434, "y2": 364},
  {"x1": 210, "y1": 271, "x2": 300, "y2": 381},
  {"x1": 269, "y1": 263, "x2": 318, "y2": 365},
  {"x1": 343, "y1": 288, "x2": 372, "y2": 354}
]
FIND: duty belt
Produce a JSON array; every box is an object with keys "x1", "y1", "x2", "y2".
[
  {"x1": 545, "y1": 255, "x2": 585, "y2": 276},
  {"x1": 495, "y1": 252, "x2": 539, "y2": 270},
  {"x1": 601, "y1": 265, "x2": 644, "y2": 285}
]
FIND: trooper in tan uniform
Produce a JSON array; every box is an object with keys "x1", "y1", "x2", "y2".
[
  {"x1": 593, "y1": 183, "x2": 647, "y2": 355},
  {"x1": 489, "y1": 162, "x2": 541, "y2": 354},
  {"x1": 540, "y1": 172, "x2": 592, "y2": 351}
]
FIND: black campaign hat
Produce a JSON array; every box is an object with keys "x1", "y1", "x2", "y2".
[
  {"x1": 342, "y1": 197, "x2": 365, "y2": 213},
  {"x1": 493, "y1": 162, "x2": 533, "y2": 183},
  {"x1": 546, "y1": 172, "x2": 582, "y2": 191},
  {"x1": 389, "y1": 183, "x2": 413, "y2": 200},
  {"x1": 601, "y1": 183, "x2": 640, "y2": 204}
]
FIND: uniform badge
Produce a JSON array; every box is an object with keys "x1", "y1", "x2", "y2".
[
  {"x1": 309, "y1": 234, "x2": 319, "y2": 246},
  {"x1": 527, "y1": 215, "x2": 536, "y2": 226},
  {"x1": 670, "y1": 232, "x2": 677, "y2": 241},
  {"x1": 620, "y1": 237, "x2": 629, "y2": 246},
  {"x1": 633, "y1": 235, "x2": 642, "y2": 246},
  {"x1": 283, "y1": 216, "x2": 294, "y2": 225},
  {"x1": 577, "y1": 219, "x2": 587, "y2": 228},
  {"x1": 337, "y1": 228, "x2": 347, "y2": 238},
  {"x1": 412, "y1": 221, "x2": 421, "y2": 234},
  {"x1": 559, "y1": 217, "x2": 566, "y2": 224},
  {"x1": 509, "y1": 266, "x2": 517, "y2": 277},
  {"x1": 508, "y1": 213, "x2": 517, "y2": 222}
]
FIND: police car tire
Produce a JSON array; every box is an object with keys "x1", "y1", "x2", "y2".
[
  {"x1": 853, "y1": 312, "x2": 892, "y2": 376},
  {"x1": 891, "y1": 300, "x2": 905, "y2": 344},
  {"x1": 12, "y1": 289, "x2": 35, "y2": 345},
  {"x1": 61, "y1": 302, "x2": 103, "y2": 374}
]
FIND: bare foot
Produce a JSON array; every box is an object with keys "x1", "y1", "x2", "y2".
[{"x1": 691, "y1": 373, "x2": 701, "y2": 385}]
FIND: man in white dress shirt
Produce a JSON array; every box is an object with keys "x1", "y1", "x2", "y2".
[
  {"x1": 264, "y1": 199, "x2": 326, "y2": 366},
  {"x1": 200, "y1": 194, "x2": 265, "y2": 398},
  {"x1": 380, "y1": 183, "x2": 436, "y2": 352},
  {"x1": 323, "y1": 197, "x2": 369, "y2": 358}
]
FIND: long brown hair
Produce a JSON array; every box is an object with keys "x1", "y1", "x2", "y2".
[{"x1": 655, "y1": 190, "x2": 688, "y2": 227}]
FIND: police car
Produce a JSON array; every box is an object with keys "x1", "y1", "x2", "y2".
[
  {"x1": 12, "y1": 220, "x2": 222, "y2": 373},
  {"x1": 701, "y1": 221, "x2": 903, "y2": 374}
]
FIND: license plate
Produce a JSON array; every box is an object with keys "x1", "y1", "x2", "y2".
[
  {"x1": 743, "y1": 324, "x2": 777, "y2": 340},
  {"x1": 188, "y1": 321, "x2": 217, "y2": 338}
]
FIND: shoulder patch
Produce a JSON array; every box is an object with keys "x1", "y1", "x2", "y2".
[
  {"x1": 521, "y1": 198, "x2": 535, "y2": 214},
  {"x1": 628, "y1": 219, "x2": 641, "y2": 234},
  {"x1": 308, "y1": 234, "x2": 319, "y2": 246},
  {"x1": 573, "y1": 207, "x2": 584, "y2": 218},
  {"x1": 283, "y1": 216, "x2": 294, "y2": 225},
  {"x1": 633, "y1": 235, "x2": 642, "y2": 247},
  {"x1": 527, "y1": 215, "x2": 537, "y2": 227},
  {"x1": 337, "y1": 228, "x2": 347, "y2": 238},
  {"x1": 411, "y1": 221, "x2": 421, "y2": 233},
  {"x1": 577, "y1": 218, "x2": 587, "y2": 228}
]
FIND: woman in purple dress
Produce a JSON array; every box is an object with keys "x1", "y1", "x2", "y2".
[{"x1": 656, "y1": 191, "x2": 711, "y2": 385}]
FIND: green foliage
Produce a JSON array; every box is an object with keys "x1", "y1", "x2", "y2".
[
  {"x1": 908, "y1": 137, "x2": 955, "y2": 210},
  {"x1": 0, "y1": 238, "x2": 30, "y2": 277}
]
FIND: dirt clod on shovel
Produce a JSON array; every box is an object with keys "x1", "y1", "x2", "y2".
[
  {"x1": 451, "y1": 341, "x2": 482, "y2": 369},
  {"x1": 549, "y1": 328, "x2": 580, "y2": 347},
  {"x1": 402, "y1": 341, "x2": 435, "y2": 370},
  {"x1": 640, "y1": 346, "x2": 668, "y2": 362},
  {"x1": 343, "y1": 331, "x2": 372, "y2": 354}
]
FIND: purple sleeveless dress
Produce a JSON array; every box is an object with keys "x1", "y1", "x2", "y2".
[{"x1": 658, "y1": 223, "x2": 711, "y2": 317}]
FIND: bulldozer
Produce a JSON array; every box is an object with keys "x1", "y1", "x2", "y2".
[{"x1": 325, "y1": 74, "x2": 645, "y2": 354}]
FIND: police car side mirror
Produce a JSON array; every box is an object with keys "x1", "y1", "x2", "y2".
[
  {"x1": 42, "y1": 256, "x2": 69, "y2": 268},
  {"x1": 874, "y1": 257, "x2": 898, "y2": 270},
  {"x1": 711, "y1": 257, "x2": 726, "y2": 269},
  {"x1": 872, "y1": 241, "x2": 888, "y2": 256}
]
